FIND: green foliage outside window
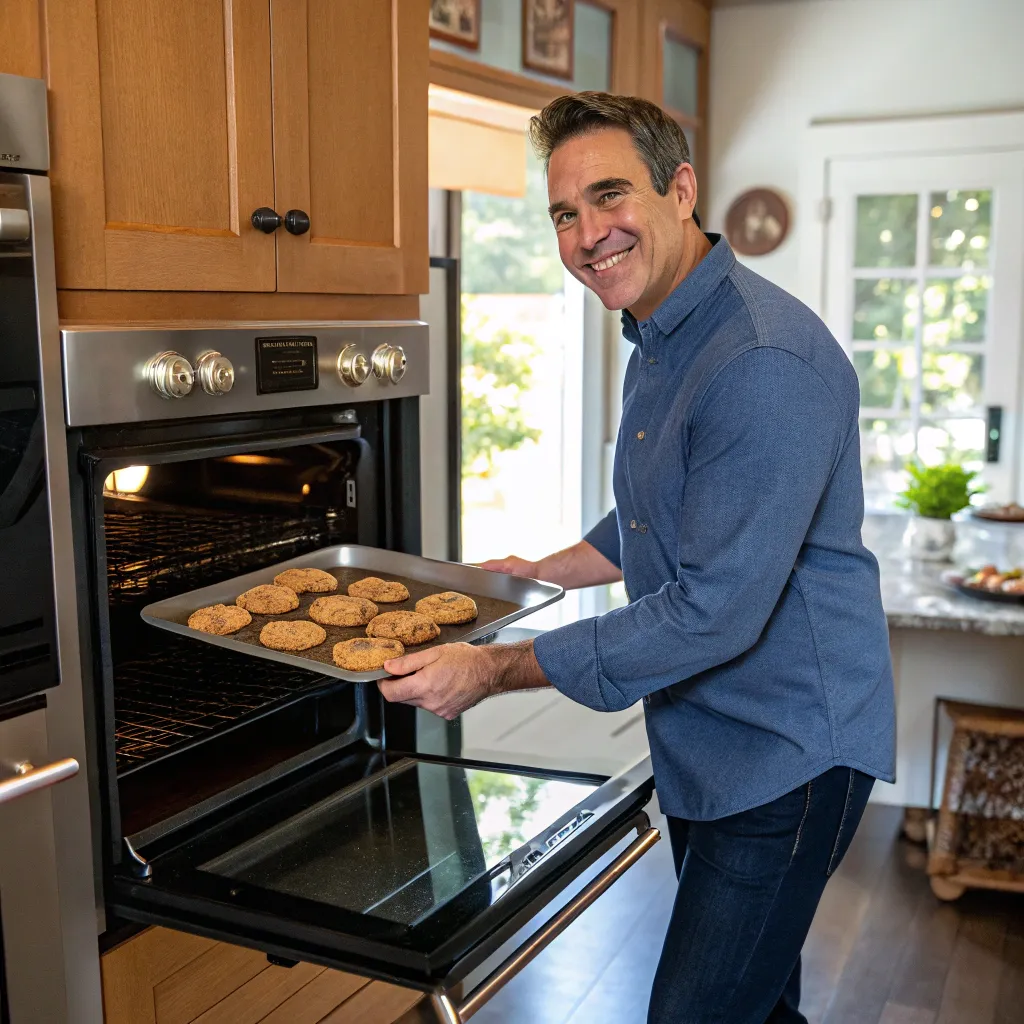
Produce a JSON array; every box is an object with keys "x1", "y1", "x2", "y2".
[
  {"x1": 467, "y1": 771, "x2": 546, "y2": 862},
  {"x1": 896, "y1": 461, "x2": 983, "y2": 520},
  {"x1": 461, "y1": 300, "x2": 541, "y2": 478},
  {"x1": 461, "y1": 151, "x2": 564, "y2": 295}
]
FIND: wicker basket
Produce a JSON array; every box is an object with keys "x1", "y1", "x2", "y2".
[{"x1": 927, "y1": 700, "x2": 1024, "y2": 901}]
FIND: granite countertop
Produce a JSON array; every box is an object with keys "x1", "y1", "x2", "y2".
[{"x1": 865, "y1": 515, "x2": 1024, "y2": 637}]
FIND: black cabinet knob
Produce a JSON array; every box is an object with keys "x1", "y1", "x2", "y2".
[
  {"x1": 284, "y1": 209, "x2": 310, "y2": 235},
  {"x1": 251, "y1": 207, "x2": 283, "y2": 233}
]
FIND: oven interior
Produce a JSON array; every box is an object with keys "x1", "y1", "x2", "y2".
[{"x1": 76, "y1": 414, "x2": 417, "y2": 863}]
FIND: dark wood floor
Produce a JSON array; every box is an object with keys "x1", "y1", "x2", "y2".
[{"x1": 473, "y1": 803, "x2": 1024, "y2": 1024}]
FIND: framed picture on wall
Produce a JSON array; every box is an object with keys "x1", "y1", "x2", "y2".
[
  {"x1": 429, "y1": 0, "x2": 481, "y2": 50},
  {"x1": 523, "y1": 0, "x2": 575, "y2": 80}
]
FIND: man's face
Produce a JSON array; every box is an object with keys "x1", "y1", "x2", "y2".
[{"x1": 546, "y1": 127, "x2": 691, "y2": 317}]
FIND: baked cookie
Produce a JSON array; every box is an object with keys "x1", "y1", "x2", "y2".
[
  {"x1": 274, "y1": 567, "x2": 339, "y2": 594},
  {"x1": 366, "y1": 611, "x2": 440, "y2": 646},
  {"x1": 187, "y1": 604, "x2": 252, "y2": 635},
  {"x1": 415, "y1": 591, "x2": 478, "y2": 625},
  {"x1": 236, "y1": 584, "x2": 300, "y2": 614},
  {"x1": 308, "y1": 595, "x2": 378, "y2": 627},
  {"x1": 348, "y1": 576, "x2": 410, "y2": 603},
  {"x1": 333, "y1": 637, "x2": 405, "y2": 671},
  {"x1": 259, "y1": 620, "x2": 326, "y2": 652}
]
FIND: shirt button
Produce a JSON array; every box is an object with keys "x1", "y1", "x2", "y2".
[
  {"x1": 648, "y1": 357, "x2": 657, "y2": 365},
  {"x1": 630, "y1": 520, "x2": 637, "y2": 530},
  {"x1": 636, "y1": 430, "x2": 645, "y2": 440},
  {"x1": 638, "y1": 524, "x2": 648, "y2": 534}
]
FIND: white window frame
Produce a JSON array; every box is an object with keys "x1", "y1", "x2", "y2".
[{"x1": 799, "y1": 111, "x2": 1024, "y2": 503}]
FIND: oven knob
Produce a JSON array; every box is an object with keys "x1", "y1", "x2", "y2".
[
  {"x1": 145, "y1": 351, "x2": 194, "y2": 400},
  {"x1": 337, "y1": 345, "x2": 369, "y2": 387},
  {"x1": 371, "y1": 344, "x2": 408, "y2": 385},
  {"x1": 195, "y1": 351, "x2": 235, "y2": 396}
]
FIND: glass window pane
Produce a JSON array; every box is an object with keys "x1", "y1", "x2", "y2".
[
  {"x1": 918, "y1": 418, "x2": 985, "y2": 469},
  {"x1": 860, "y1": 418, "x2": 915, "y2": 511},
  {"x1": 929, "y1": 189, "x2": 991, "y2": 269},
  {"x1": 852, "y1": 278, "x2": 919, "y2": 342},
  {"x1": 855, "y1": 195, "x2": 918, "y2": 268},
  {"x1": 854, "y1": 348, "x2": 914, "y2": 413},
  {"x1": 663, "y1": 35, "x2": 699, "y2": 117},
  {"x1": 573, "y1": 1, "x2": 612, "y2": 91},
  {"x1": 922, "y1": 275, "x2": 990, "y2": 345},
  {"x1": 920, "y1": 350, "x2": 983, "y2": 415}
]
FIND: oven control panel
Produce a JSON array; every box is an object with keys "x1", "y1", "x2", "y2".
[{"x1": 61, "y1": 321, "x2": 429, "y2": 427}]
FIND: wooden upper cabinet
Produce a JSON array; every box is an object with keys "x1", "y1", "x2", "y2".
[
  {"x1": 47, "y1": 0, "x2": 277, "y2": 292},
  {"x1": 270, "y1": 0, "x2": 429, "y2": 295},
  {"x1": 43, "y1": 0, "x2": 428, "y2": 297}
]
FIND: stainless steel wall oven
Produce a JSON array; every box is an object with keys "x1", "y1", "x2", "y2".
[{"x1": 62, "y1": 324, "x2": 656, "y2": 1021}]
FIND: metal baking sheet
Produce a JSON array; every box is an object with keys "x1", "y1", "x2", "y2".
[{"x1": 140, "y1": 545, "x2": 564, "y2": 682}]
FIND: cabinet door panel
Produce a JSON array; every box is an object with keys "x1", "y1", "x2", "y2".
[
  {"x1": 47, "y1": 0, "x2": 276, "y2": 291},
  {"x1": 271, "y1": 0, "x2": 428, "y2": 295}
]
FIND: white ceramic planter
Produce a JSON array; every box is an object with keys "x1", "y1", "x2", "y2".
[{"x1": 902, "y1": 515, "x2": 957, "y2": 561}]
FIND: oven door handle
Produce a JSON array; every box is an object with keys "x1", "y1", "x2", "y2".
[
  {"x1": 0, "y1": 758, "x2": 79, "y2": 805},
  {"x1": 431, "y1": 816, "x2": 661, "y2": 1024}
]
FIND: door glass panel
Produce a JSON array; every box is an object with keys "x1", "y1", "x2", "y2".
[
  {"x1": 853, "y1": 349, "x2": 915, "y2": 413},
  {"x1": 574, "y1": 2, "x2": 613, "y2": 91},
  {"x1": 922, "y1": 275, "x2": 990, "y2": 344},
  {"x1": 928, "y1": 189, "x2": 991, "y2": 269},
  {"x1": 917, "y1": 418, "x2": 986, "y2": 469},
  {"x1": 920, "y1": 350, "x2": 984, "y2": 415},
  {"x1": 200, "y1": 761, "x2": 597, "y2": 926},
  {"x1": 860, "y1": 418, "x2": 915, "y2": 511},
  {"x1": 663, "y1": 35, "x2": 699, "y2": 118},
  {"x1": 854, "y1": 195, "x2": 918, "y2": 268},
  {"x1": 853, "y1": 278, "x2": 918, "y2": 342}
]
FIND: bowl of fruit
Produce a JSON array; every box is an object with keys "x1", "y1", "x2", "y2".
[{"x1": 950, "y1": 564, "x2": 1024, "y2": 603}]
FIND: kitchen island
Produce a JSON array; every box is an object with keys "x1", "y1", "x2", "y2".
[{"x1": 863, "y1": 514, "x2": 1024, "y2": 811}]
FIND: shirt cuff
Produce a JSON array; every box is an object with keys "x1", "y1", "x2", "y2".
[
  {"x1": 533, "y1": 617, "x2": 632, "y2": 713},
  {"x1": 582, "y1": 509, "x2": 621, "y2": 569}
]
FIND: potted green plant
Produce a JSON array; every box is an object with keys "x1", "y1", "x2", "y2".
[{"x1": 896, "y1": 461, "x2": 983, "y2": 560}]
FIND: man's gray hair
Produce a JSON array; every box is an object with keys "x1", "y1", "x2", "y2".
[{"x1": 528, "y1": 92, "x2": 692, "y2": 197}]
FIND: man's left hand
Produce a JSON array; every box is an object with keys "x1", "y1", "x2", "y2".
[{"x1": 380, "y1": 643, "x2": 497, "y2": 720}]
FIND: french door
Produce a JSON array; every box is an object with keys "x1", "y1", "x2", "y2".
[{"x1": 824, "y1": 151, "x2": 1024, "y2": 508}]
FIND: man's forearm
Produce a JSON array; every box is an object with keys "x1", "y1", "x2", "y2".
[
  {"x1": 488, "y1": 640, "x2": 552, "y2": 694},
  {"x1": 536, "y1": 540, "x2": 622, "y2": 590}
]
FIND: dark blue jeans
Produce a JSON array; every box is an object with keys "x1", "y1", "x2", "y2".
[{"x1": 648, "y1": 765, "x2": 874, "y2": 1024}]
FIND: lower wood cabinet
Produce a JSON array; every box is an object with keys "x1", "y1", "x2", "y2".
[{"x1": 101, "y1": 926, "x2": 427, "y2": 1024}]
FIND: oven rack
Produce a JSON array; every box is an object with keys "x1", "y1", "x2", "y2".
[
  {"x1": 113, "y1": 639, "x2": 329, "y2": 775},
  {"x1": 104, "y1": 501, "x2": 335, "y2": 606}
]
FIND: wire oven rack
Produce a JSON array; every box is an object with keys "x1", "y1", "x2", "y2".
[
  {"x1": 112, "y1": 637, "x2": 330, "y2": 775},
  {"x1": 104, "y1": 501, "x2": 345, "y2": 606}
]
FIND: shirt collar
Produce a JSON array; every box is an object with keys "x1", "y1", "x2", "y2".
[{"x1": 620, "y1": 233, "x2": 736, "y2": 345}]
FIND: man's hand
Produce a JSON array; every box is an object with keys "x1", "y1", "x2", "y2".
[
  {"x1": 478, "y1": 555, "x2": 539, "y2": 578},
  {"x1": 479, "y1": 541, "x2": 621, "y2": 590},
  {"x1": 380, "y1": 641, "x2": 550, "y2": 720}
]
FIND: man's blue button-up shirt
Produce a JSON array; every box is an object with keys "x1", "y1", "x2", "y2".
[{"x1": 534, "y1": 235, "x2": 896, "y2": 820}]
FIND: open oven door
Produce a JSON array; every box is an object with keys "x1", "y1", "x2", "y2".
[{"x1": 110, "y1": 748, "x2": 657, "y2": 1019}]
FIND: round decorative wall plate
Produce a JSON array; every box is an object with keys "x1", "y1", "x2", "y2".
[{"x1": 724, "y1": 188, "x2": 790, "y2": 256}]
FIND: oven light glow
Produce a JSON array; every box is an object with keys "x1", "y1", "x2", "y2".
[
  {"x1": 301, "y1": 484, "x2": 311, "y2": 495},
  {"x1": 223, "y1": 454, "x2": 288, "y2": 466},
  {"x1": 104, "y1": 465, "x2": 150, "y2": 494}
]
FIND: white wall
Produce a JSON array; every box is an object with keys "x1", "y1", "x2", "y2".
[{"x1": 707, "y1": 0, "x2": 1024, "y2": 293}]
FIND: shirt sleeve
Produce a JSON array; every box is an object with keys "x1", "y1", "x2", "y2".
[
  {"x1": 533, "y1": 346, "x2": 845, "y2": 712},
  {"x1": 582, "y1": 508, "x2": 621, "y2": 569}
]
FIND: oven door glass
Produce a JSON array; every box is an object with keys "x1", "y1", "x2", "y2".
[{"x1": 112, "y1": 751, "x2": 653, "y2": 988}]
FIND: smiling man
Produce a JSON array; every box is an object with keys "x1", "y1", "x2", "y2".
[{"x1": 381, "y1": 93, "x2": 895, "y2": 1024}]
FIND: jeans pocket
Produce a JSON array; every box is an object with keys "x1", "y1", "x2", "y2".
[{"x1": 827, "y1": 769, "x2": 858, "y2": 877}]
